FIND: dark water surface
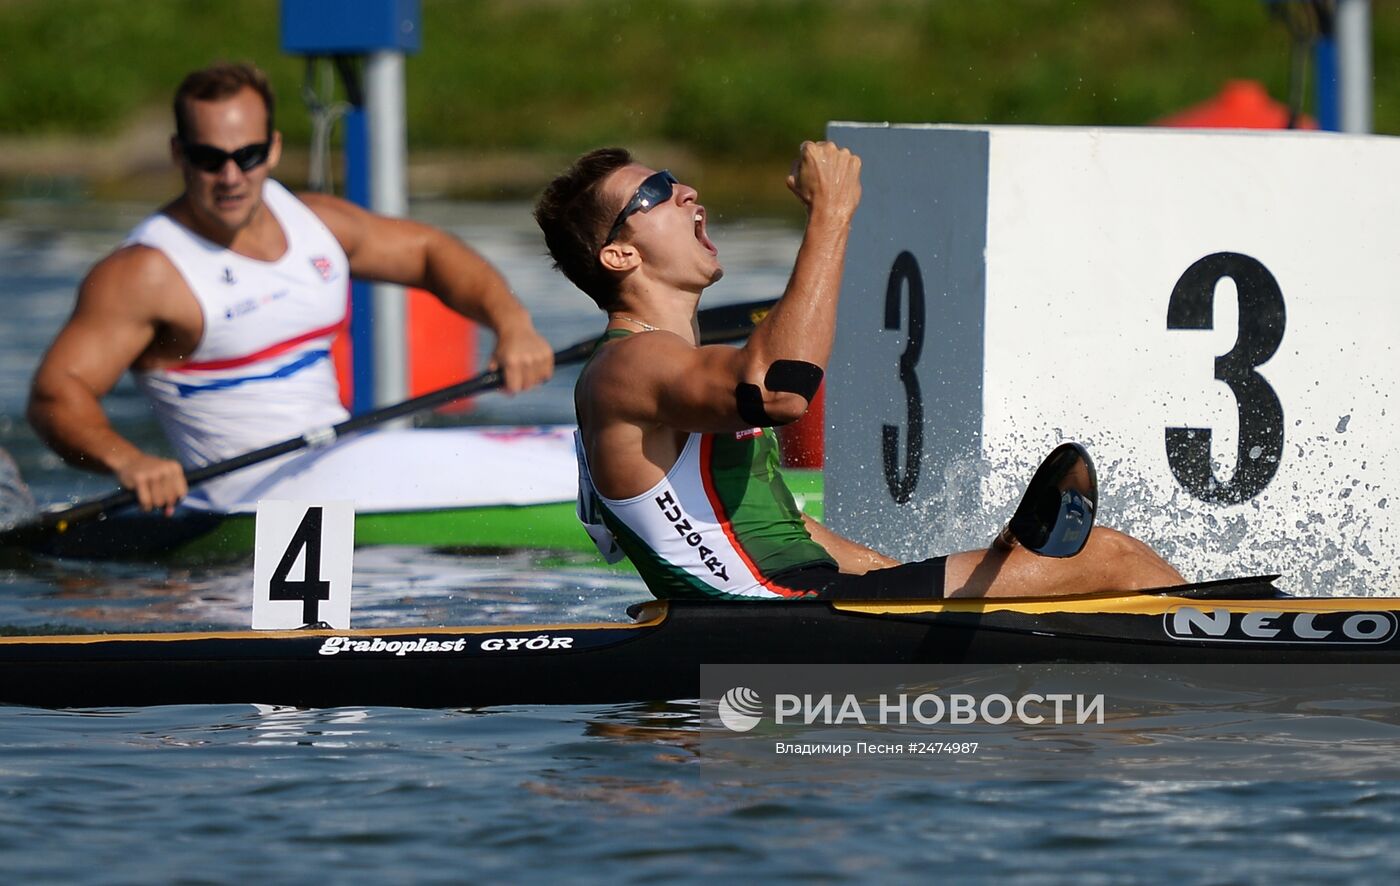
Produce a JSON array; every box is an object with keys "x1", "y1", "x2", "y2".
[
  {"x1": 5, "y1": 704, "x2": 1400, "y2": 883},
  {"x1": 2, "y1": 200, "x2": 1399, "y2": 882}
]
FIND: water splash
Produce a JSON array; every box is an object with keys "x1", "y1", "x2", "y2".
[
  {"x1": 999, "y1": 428, "x2": 1396, "y2": 598},
  {"x1": 0, "y1": 446, "x2": 36, "y2": 529},
  {"x1": 834, "y1": 424, "x2": 1397, "y2": 598}
]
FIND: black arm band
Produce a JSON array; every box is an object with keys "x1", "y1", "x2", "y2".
[
  {"x1": 765, "y1": 360, "x2": 824, "y2": 401},
  {"x1": 734, "y1": 361, "x2": 825, "y2": 427},
  {"x1": 735, "y1": 383, "x2": 771, "y2": 427}
]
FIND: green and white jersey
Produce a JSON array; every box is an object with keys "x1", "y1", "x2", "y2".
[
  {"x1": 576, "y1": 425, "x2": 835, "y2": 599},
  {"x1": 574, "y1": 330, "x2": 835, "y2": 599}
]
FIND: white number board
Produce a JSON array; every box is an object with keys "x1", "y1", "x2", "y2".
[
  {"x1": 825, "y1": 123, "x2": 1399, "y2": 596},
  {"x1": 252, "y1": 500, "x2": 355, "y2": 629}
]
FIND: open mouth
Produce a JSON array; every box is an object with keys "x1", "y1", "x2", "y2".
[{"x1": 694, "y1": 207, "x2": 718, "y2": 256}]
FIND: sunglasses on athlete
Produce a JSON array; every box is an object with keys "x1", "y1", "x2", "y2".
[
  {"x1": 602, "y1": 170, "x2": 678, "y2": 245},
  {"x1": 179, "y1": 139, "x2": 272, "y2": 174}
]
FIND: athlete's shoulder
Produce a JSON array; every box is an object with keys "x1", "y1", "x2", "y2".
[
  {"x1": 590, "y1": 329, "x2": 694, "y2": 377},
  {"x1": 296, "y1": 190, "x2": 383, "y2": 251},
  {"x1": 87, "y1": 243, "x2": 181, "y2": 291},
  {"x1": 77, "y1": 243, "x2": 189, "y2": 318},
  {"x1": 295, "y1": 189, "x2": 351, "y2": 214},
  {"x1": 296, "y1": 190, "x2": 357, "y2": 227},
  {"x1": 577, "y1": 331, "x2": 675, "y2": 409}
]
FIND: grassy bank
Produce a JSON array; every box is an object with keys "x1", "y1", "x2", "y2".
[{"x1": 2, "y1": 0, "x2": 1397, "y2": 211}]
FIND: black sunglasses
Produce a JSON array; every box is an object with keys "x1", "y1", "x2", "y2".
[
  {"x1": 180, "y1": 140, "x2": 272, "y2": 174},
  {"x1": 602, "y1": 170, "x2": 678, "y2": 245}
]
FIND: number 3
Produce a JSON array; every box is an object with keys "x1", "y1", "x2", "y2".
[
  {"x1": 882, "y1": 251, "x2": 924, "y2": 504},
  {"x1": 1166, "y1": 252, "x2": 1287, "y2": 504}
]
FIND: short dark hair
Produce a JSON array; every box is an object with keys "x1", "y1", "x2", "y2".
[
  {"x1": 173, "y1": 62, "x2": 275, "y2": 142},
  {"x1": 534, "y1": 147, "x2": 634, "y2": 311}
]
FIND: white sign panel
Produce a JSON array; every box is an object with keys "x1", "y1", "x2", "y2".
[
  {"x1": 252, "y1": 500, "x2": 355, "y2": 629},
  {"x1": 826, "y1": 123, "x2": 1398, "y2": 596}
]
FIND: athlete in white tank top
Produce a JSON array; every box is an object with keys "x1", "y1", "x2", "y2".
[
  {"x1": 28, "y1": 67, "x2": 556, "y2": 517},
  {"x1": 117, "y1": 180, "x2": 350, "y2": 509},
  {"x1": 128, "y1": 180, "x2": 350, "y2": 470}
]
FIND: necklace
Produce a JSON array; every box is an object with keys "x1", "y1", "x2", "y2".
[{"x1": 611, "y1": 315, "x2": 659, "y2": 332}]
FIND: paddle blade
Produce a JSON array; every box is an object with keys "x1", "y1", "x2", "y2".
[
  {"x1": 0, "y1": 447, "x2": 37, "y2": 532},
  {"x1": 1000, "y1": 442, "x2": 1098, "y2": 558}
]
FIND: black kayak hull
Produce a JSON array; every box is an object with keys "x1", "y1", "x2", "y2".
[{"x1": 3, "y1": 577, "x2": 1400, "y2": 709}]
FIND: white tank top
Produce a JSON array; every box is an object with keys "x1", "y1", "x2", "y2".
[{"x1": 127, "y1": 180, "x2": 350, "y2": 471}]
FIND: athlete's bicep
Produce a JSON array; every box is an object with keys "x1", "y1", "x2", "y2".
[
  {"x1": 592, "y1": 337, "x2": 761, "y2": 433},
  {"x1": 654, "y1": 340, "x2": 821, "y2": 432},
  {"x1": 33, "y1": 249, "x2": 171, "y2": 399},
  {"x1": 651, "y1": 343, "x2": 760, "y2": 432}
]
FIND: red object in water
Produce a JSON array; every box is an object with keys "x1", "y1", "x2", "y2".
[
  {"x1": 777, "y1": 381, "x2": 825, "y2": 468},
  {"x1": 330, "y1": 286, "x2": 479, "y2": 413},
  {"x1": 406, "y1": 288, "x2": 479, "y2": 414},
  {"x1": 1155, "y1": 79, "x2": 1317, "y2": 130},
  {"x1": 331, "y1": 314, "x2": 354, "y2": 410}
]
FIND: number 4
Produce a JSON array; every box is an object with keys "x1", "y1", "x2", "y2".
[{"x1": 270, "y1": 506, "x2": 332, "y2": 625}]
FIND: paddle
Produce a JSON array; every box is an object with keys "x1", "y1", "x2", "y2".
[
  {"x1": 987, "y1": 444, "x2": 1278, "y2": 595},
  {"x1": 994, "y1": 442, "x2": 1098, "y2": 557},
  {"x1": 0, "y1": 297, "x2": 778, "y2": 546}
]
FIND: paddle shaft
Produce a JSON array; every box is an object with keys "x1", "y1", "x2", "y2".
[{"x1": 7, "y1": 298, "x2": 776, "y2": 541}]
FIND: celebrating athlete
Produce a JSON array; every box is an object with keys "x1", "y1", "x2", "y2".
[{"x1": 534, "y1": 142, "x2": 1184, "y2": 599}]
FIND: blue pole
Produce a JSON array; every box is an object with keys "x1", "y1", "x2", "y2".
[
  {"x1": 343, "y1": 106, "x2": 376, "y2": 415},
  {"x1": 282, "y1": 0, "x2": 421, "y2": 415},
  {"x1": 1315, "y1": 34, "x2": 1340, "y2": 131}
]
